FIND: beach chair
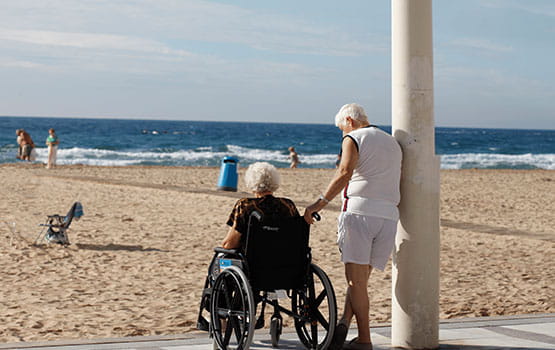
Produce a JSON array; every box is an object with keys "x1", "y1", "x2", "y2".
[{"x1": 35, "y1": 202, "x2": 84, "y2": 246}]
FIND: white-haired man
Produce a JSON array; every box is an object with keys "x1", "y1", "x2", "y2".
[{"x1": 304, "y1": 103, "x2": 402, "y2": 350}]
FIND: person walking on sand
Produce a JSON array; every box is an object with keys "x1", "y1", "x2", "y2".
[
  {"x1": 288, "y1": 146, "x2": 300, "y2": 168},
  {"x1": 45, "y1": 128, "x2": 59, "y2": 169},
  {"x1": 17, "y1": 129, "x2": 35, "y2": 161},
  {"x1": 303, "y1": 103, "x2": 402, "y2": 350}
]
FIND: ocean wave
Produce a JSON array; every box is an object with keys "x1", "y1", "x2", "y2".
[
  {"x1": 5, "y1": 147, "x2": 555, "y2": 170},
  {"x1": 441, "y1": 153, "x2": 555, "y2": 170},
  {"x1": 27, "y1": 146, "x2": 339, "y2": 167}
]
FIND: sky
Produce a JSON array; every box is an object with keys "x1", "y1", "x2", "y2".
[{"x1": 0, "y1": 0, "x2": 554, "y2": 129}]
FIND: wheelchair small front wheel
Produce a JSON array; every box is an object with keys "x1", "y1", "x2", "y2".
[
  {"x1": 210, "y1": 265, "x2": 256, "y2": 350},
  {"x1": 270, "y1": 315, "x2": 282, "y2": 348},
  {"x1": 292, "y1": 263, "x2": 337, "y2": 349}
]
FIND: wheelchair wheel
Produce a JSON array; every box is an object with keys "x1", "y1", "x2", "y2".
[
  {"x1": 210, "y1": 266, "x2": 256, "y2": 350},
  {"x1": 270, "y1": 315, "x2": 282, "y2": 348},
  {"x1": 292, "y1": 263, "x2": 337, "y2": 349}
]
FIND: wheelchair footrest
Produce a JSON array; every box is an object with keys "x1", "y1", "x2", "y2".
[
  {"x1": 197, "y1": 316, "x2": 210, "y2": 332},
  {"x1": 201, "y1": 288, "x2": 211, "y2": 309},
  {"x1": 255, "y1": 316, "x2": 265, "y2": 330}
]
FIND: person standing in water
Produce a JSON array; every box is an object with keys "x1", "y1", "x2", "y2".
[
  {"x1": 17, "y1": 129, "x2": 35, "y2": 161},
  {"x1": 45, "y1": 128, "x2": 59, "y2": 169},
  {"x1": 288, "y1": 146, "x2": 300, "y2": 168}
]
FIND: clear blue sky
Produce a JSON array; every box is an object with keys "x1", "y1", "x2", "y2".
[{"x1": 1, "y1": 0, "x2": 554, "y2": 129}]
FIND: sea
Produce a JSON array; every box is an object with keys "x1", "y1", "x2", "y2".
[{"x1": 1, "y1": 116, "x2": 554, "y2": 170}]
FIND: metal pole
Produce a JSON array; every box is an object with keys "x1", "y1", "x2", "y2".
[{"x1": 391, "y1": 0, "x2": 440, "y2": 348}]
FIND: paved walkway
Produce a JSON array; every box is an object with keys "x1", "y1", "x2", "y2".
[{"x1": 1, "y1": 314, "x2": 554, "y2": 350}]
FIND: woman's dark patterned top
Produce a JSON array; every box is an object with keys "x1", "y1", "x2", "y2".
[{"x1": 226, "y1": 195, "x2": 299, "y2": 235}]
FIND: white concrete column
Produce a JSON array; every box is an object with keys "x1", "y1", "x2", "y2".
[{"x1": 391, "y1": 0, "x2": 440, "y2": 349}]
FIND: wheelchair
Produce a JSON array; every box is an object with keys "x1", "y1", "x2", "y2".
[{"x1": 197, "y1": 212, "x2": 337, "y2": 349}]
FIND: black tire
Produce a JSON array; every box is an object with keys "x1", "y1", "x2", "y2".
[
  {"x1": 270, "y1": 316, "x2": 282, "y2": 348},
  {"x1": 210, "y1": 266, "x2": 256, "y2": 350},
  {"x1": 292, "y1": 263, "x2": 337, "y2": 349}
]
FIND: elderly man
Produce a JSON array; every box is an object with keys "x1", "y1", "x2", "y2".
[
  {"x1": 16, "y1": 129, "x2": 35, "y2": 161},
  {"x1": 304, "y1": 103, "x2": 402, "y2": 350}
]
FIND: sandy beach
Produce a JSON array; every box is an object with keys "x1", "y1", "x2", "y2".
[{"x1": 0, "y1": 164, "x2": 553, "y2": 343}]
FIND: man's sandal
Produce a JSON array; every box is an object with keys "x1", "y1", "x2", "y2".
[
  {"x1": 342, "y1": 337, "x2": 373, "y2": 350},
  {"x1": 328, "y1": 321, "x2": 349, "y2": 350}
]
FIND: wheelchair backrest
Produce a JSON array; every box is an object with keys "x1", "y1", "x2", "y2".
[{"x1": 245, "y1": 215, "x2": 310, "y2": 291}]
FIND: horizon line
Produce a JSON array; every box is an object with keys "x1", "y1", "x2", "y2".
[{"x1": 1, "y1": 115, "x2": 553, "y2": 131}]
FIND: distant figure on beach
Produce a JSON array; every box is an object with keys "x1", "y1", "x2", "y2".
[
  {"x1": 222, "y1": 162, "x2": 299, "y2": 250},
  {"x1": 303, "y1": 103, "x2": 402, "y2": 350},
  {"x1": 335, "y1": 151, "x2": 342, "y2": 168},
  {"x1": 45, "y1": 128, "x2": 59, "y2": 169},
  {"x1": 15, "y1": 129, "x2": 22, "y2": 159},
  {"x1": 16, "y1": 129, "x2": 35, "y2": 161},
  {"x1": 288, "y1": 146, "x2": 300, "y2": 168}
]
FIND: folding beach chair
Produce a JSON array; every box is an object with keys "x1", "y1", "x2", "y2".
[{"x1": 36, "y1": 202, "x2": 84, "y2": 246}]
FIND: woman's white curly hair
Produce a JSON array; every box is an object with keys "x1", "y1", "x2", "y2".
[{"x1": 244, "y1": 162, "x2": 281, "y2": 193}]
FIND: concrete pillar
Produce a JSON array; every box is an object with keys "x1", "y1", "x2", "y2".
[{"x1": 391, "y1": 0, "x2": 440, "y2": 349}]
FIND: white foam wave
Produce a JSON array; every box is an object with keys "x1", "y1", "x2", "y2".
[
  {"x1": 30, "y1": 147, "x2": 555, "y2": 169},
  {"x1": 225, "y1": 145, "x2": 337, "y2": 165},
  {"x1": 441, "y1": 153, "x2": 555, "y2": 170},
  {"x1": 30, "y1": 146, "x2": 338, "y2": 167},
  {"x1": 226, "y1": 145, "x2": 288, "y2": 162}
]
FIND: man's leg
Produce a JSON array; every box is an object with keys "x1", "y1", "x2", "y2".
[
  {"x1": 22, "y1": 145, "x2": 30, "y2": 161},
  {"x1": 343, "y1": 262, "x2": 372, "y2": 343},
  {"x1": 339, "y1": 266, "x2": 354, "y2": 326}
]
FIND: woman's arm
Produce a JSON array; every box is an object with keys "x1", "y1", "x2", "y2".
[{"x1": 221, "y1": 226, "x2": 242, "y2": 249}]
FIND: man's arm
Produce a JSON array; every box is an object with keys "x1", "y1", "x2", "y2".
[{"x1": 303, "y1": 136, "x2": 358, "y2": 224}]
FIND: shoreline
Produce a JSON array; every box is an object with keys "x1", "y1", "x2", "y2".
[
  {"x1": 1, "y1": 165, "x2": 553, "y2": 343},
  {"x1": 2, "y1": 162, "x2": 555, "y2": 170}
]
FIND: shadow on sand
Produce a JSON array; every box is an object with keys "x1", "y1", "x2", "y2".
[{"x1": 75, "y1": 243, "x2": 169, "y2": 252}]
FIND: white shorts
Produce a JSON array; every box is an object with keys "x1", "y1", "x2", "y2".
[{"x1": 337, "y1": 212, "x2": 397, "y2": 270}]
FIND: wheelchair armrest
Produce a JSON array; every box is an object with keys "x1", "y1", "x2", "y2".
[{"x1": 214, "y1": 247, "x2": 240, "y2": 255}]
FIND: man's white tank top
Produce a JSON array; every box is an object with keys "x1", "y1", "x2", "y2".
[{"x1": 342, "y1": 126, "x2": 402, "y2": 220}]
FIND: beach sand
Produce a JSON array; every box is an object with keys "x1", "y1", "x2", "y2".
[{"x1": 0, "y1": 164, "x2": 553, "y2": 343}]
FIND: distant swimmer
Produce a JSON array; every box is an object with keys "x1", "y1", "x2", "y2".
[{"x1": 288, "y1": 146, "x2": 300, "y2": 168}]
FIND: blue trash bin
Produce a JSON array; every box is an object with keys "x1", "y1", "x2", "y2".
[{"x1": 217, "y1": 156, "x2": 239, "y2": 191}]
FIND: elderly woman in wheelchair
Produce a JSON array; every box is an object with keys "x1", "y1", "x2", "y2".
[{"x1": 197, "y1": 162, "x2": 337, "y2": 350}]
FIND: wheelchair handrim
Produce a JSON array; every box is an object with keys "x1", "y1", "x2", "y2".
[
  {"x1": 210, "y1": 265, "x2": 256, "y2": 350},
  {"x1": 292, "y1": 263, "x2": 337, "y2": 349}
]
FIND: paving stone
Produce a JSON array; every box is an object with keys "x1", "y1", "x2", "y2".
[{"x1": 1, "y1": 314, "x2": 554, "y2": 350}]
